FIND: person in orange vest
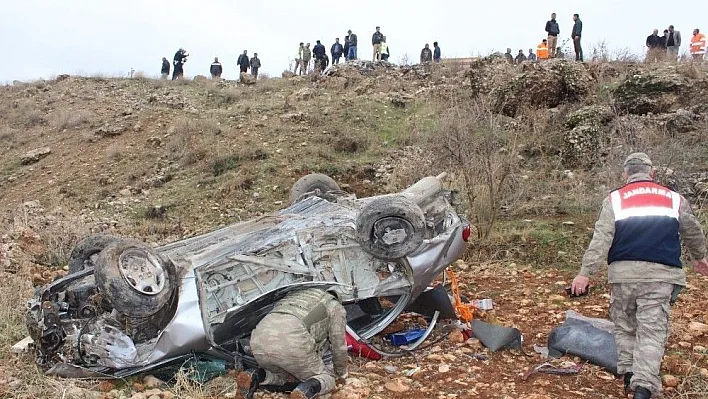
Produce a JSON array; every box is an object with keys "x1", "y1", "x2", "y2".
[
  {"x1": 537, "y1": 39, "x2": 549, "y2": 60},
  {"x1": 690, "y1": 28, "x2": 706, "y2": 62}
]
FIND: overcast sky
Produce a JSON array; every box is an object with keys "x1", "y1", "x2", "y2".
[{"x1": 2, "y1": 0, "x2": 707, "y2": 82}]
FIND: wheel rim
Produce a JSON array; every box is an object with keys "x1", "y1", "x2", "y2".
[
  {"x1": 372, "y1": 217, "x2": 415, "y2": 246},
  {"x1": 118, "y1": 248, "x2": 166, "y2": 295}
]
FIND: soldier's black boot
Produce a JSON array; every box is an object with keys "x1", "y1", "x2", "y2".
[
  {"x1": 624, "y1": 372, "x2": 634, "y2": 395},
  {"x1": 236, "y1": 368, "x2": 266, "y2": 399},
  {"x1": 290, "y1": 378, "x2": 322, "y2": 399},
  {"x1": 633, "y1": 386, "x2": 652, "y2": 399}
]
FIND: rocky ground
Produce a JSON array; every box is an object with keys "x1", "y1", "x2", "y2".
[{"x1": 1, "y1": 58, "x2": 707, "y2": 398}]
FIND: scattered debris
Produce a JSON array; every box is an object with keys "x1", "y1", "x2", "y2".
[{"x1": 20, "y1": 147, "x2": 51, "y2": 165}]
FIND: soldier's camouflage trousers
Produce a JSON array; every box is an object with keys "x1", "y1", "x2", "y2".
[
  {"x1": 610, "y1": 282, "x2": 673, "y2": 395},
  {"x1": 250, "y1": 313, "x2": 336, "y2": 394}
]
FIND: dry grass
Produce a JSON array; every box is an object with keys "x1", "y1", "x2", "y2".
[
  {"x1": 166, "y1": 118, "x2": 222, "y2": 166},
  {"x1": 51, "y1": 109, "x2": 93, "y2": 131}
]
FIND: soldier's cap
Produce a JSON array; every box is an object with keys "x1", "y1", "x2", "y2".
[{"x1": 623, "y1": 152, "x2": 652, "y2": 167}]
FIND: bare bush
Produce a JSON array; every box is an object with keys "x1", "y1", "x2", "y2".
[
  {"x1": 166, "y1": 118, "x2": 222, "y2": 166},
  {"x1": 423, "y1": 96, "x2": 520, "y2": 238}
]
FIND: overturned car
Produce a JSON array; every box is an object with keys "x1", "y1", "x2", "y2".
[{"x1": 26, "y1": 173, "x2": 470, "y2": 378}]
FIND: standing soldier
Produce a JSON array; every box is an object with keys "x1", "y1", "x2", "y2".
[
  {"x1": 545, "y1": 12, "x2": 560, "y2": 58},
  {"x1": 690, "y1": 28, "x2": 706, "y2": 62},
  {"x1": 372, "y1": 26, "x2": 384, "y2": 61},
  {"x1": 160, "y1": 57, "x2": 170, "y2": 79},
  {"x1": 250, "y1": 53, "x2": 261, "y2": 79},
  {"x1": 237, "y1": 288, "x2": 348, "y2": 399},
  {"x1": 572, "y1": 153, "x2": 708, "y2": 399},
  {"x1": 210, "y1": 57, "x2": 223, "y2": 79},
  {"x1": 302, "y1": 43, "x2": 312, "y2": 73},
  {"x1": 294, "y1": 43, "x2": 305, "y2": 75}
]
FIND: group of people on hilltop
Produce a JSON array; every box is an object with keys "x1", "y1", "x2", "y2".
[
  {"x1": 293, "y1": 27, "x2": 394, "y2": 75},
  {"x1": 504, "y1": 12, "x2": 582, "y2": 65},
  {"x1": 419, "y1": 42, "x2": 441, "y2": 63},
  {"x1": 645, "y1": 26, "x2": 706, "y2": 62},
  {"x1": 160, "y1": 48, "x2": 262, "y2": 81}
]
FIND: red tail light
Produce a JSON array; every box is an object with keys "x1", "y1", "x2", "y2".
[{"x1": 462, "y1": 225, "x2": 471, "y2": 242}]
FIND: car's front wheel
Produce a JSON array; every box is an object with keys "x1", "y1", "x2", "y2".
[
  {"x1": 94, "y1": 241, "x2": 176, "y2": 318},
  {"x1": 289, "y1": 173, "x2": 340, "y2": 204}
]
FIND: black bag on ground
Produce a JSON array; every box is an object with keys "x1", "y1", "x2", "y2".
[
  {"x1": 471, "y1": 320, "x2": 522, "y2": 351},
  {"x1": 547, "y1": 317, "x2": 618, "y2": 374}
]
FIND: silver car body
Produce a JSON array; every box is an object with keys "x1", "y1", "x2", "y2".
[{"x1": 26, "y1": 174, "x2": 467, "y2": 377}]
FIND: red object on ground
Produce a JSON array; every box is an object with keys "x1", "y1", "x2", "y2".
[{"x1": 346, "y1": 332, "x2": 382, "y2": 360}]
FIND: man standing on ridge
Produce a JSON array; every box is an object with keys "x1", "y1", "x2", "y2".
[
  {"x1": 302, "y1": 43, "x2": 312, "y2": 73},
  {"x1": 527, "y1": 48, "x2": 537, "y2": 61},
  {"x1": 161, "y1": 57, "x2": 170, "y2": 79},
  {"x1": 646, "y1": 29, "x2": 665, "y2": 63},
  {"x1": 545, "y1": 12, "x2": 560, "y2": 58},
  {"x1": 666, "y1": 25, "x2": 682, "y2": 61},
  {"x1": 313, "y1": 40, "x2": 326, "y2": 72},
  {"x1": 250, "y1": 53, "x2": 261, "y2": 79},
  {"x1": 690, "y1": 28, "x2": 706, "y2": 62},
  {"x1": 237, "y1": 50, "x2": 250, "y2": 74},
  {"x1": 210, "y1": 57, "x2": 222, "y2": 79},
  {"x1": 571, "y1": 153, "x2": 707, "y2": 399},
  {"x1": 294, "y1": 43, "x2": 304, "y2": 75},
  {"x1": 380, "y1": 37, "x2": 390, "y2": 61},
  {"x1": 347, "y1": 30, "x2": 358, "y2": 61},
  {"x1": 536, "y1": 39, "x2": 549, "y2": 60},
  {"x1": 514, "y1": 49, "x2": 527, "y2": 64},
  {"x1": 420, "y1": 43, "x2": 433, "y2": 63},
  {"x1": 343, "y1": 36, "x2": 351, "y2": 62},
  {"x1": 372, "y1": 26, "x2": 384, "y2": 61},
  {"x1": 331, "y1": 38, "x2": 344, "y2": 64},
  {"x1": 172, "y1": 48, "x2": 188, "y2": 80},
  {"x1": 504, "y1": 48, "x2": 513, "y2": 64},
  {"x1": 572, "y1": 13, "x2": 583, "y2": 61},
  {"x1": 433, "y1": 42, "x2": 441, "y2": 63}
]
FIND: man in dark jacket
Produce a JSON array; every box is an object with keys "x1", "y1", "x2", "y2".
[
  {"x1": 545, "y1": 13, "x2": 560, "y2": 58},
  {"x1": 514, "y1": 49, "x2": 527, "y2": 64},
  {"x1": 237, "y1": 50, "x2": 250, "y2": 74},
  {"x1": 372, "y1": 26, "x2": 384, "y2": 61},
  {"x1": 572, "y1": 14, "x2": 583, "y2": 61},
  {"x1": 343, "y1": 36, "x2": 351, "y2": 62},
  {"x1": 161, "y1": 57, "x2": 170, "y2": 79},
  {"x1": 347, "y1": 30, "x2": 358, "y2": 60},
  {"x1": 420, "y1": 43, "x2": 433, "y2": 63},
  {"x1": 250, "y1": 53, "x2": 261, "y2": 79},
  {"x1": 210, "y1": 57, "x2": 222, "y2": 79},
  {"x1": 646, "y1": 29, "x2": 666, "y2": 63},
  {"x1": 312, "y1": 40, "x2": 326, "y2": 72},
  {"x1": 433, "y1": 42, "x2": 441, "y2": 62},
  {"x1": 172, "y1": 48, "x2": 188, "y2": 80},
  {"x1": 331, "y1": 38, "x2": 344, "y2": 64}
]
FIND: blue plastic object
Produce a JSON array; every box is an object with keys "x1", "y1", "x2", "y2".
[{"x1": 388, "y1": 328, "x2": 426, "y2": 346}]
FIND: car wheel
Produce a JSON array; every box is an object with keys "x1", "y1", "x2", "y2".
[
  {"x1": 289, "y1": 173, "x2": 340, "y2": 204},
  {"x1": 94, "y1": 240, "x2": 176, "y2": 318},
  {"x1": 356, "y1": 195, "x2": 426, "y2": 260},
  {"x1": 68, "y1": 234, "x2": 120, "y2": 274}
]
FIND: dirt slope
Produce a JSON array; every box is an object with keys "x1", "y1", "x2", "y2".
[{"x1": 1, "y1": 60, "x2": 708, "y2": 399}]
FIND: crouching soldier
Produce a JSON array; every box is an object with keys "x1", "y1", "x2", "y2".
[{"x1": 237, "y1": 287, "x2": 348, "y2": 399}]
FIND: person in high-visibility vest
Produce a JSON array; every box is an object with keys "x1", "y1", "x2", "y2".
[
  {"x1": 690, "y1": 28, "x2": 706, "y2": 61},
  {"x1": 537, "y1": 39, "x2": 549, "y2": 60}
]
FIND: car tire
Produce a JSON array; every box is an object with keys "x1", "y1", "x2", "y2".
[
  {"x1": 68, "y1": 234, "x2": 120, "y2": 274},
  {"x1": 95, "y1": 240, "x2": 176, "y2": 318},
  {"x1": 356, "y1": 195, "x2": 426, "y2": 260},
  {"x1": 289, "y1": 173, "x2": 340, "y2": 204}
]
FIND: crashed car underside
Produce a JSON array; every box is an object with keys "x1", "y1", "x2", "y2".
[{"x1": 26, "y1": 173, "x2": 470, "y2": 378}]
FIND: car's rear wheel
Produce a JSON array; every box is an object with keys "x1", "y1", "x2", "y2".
[
  {"x1": 356, "y1": 195, "x2": 425, "y2": 260},
  {"x1": 95, "y1": 241, "x2": 176, "y2": 318},
  {"x1": 68, "y1": 235, "x2": 119, "y2": 274},
  {"x1": 289, "y1": 173, "x2": 340, "y2": 204}
]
